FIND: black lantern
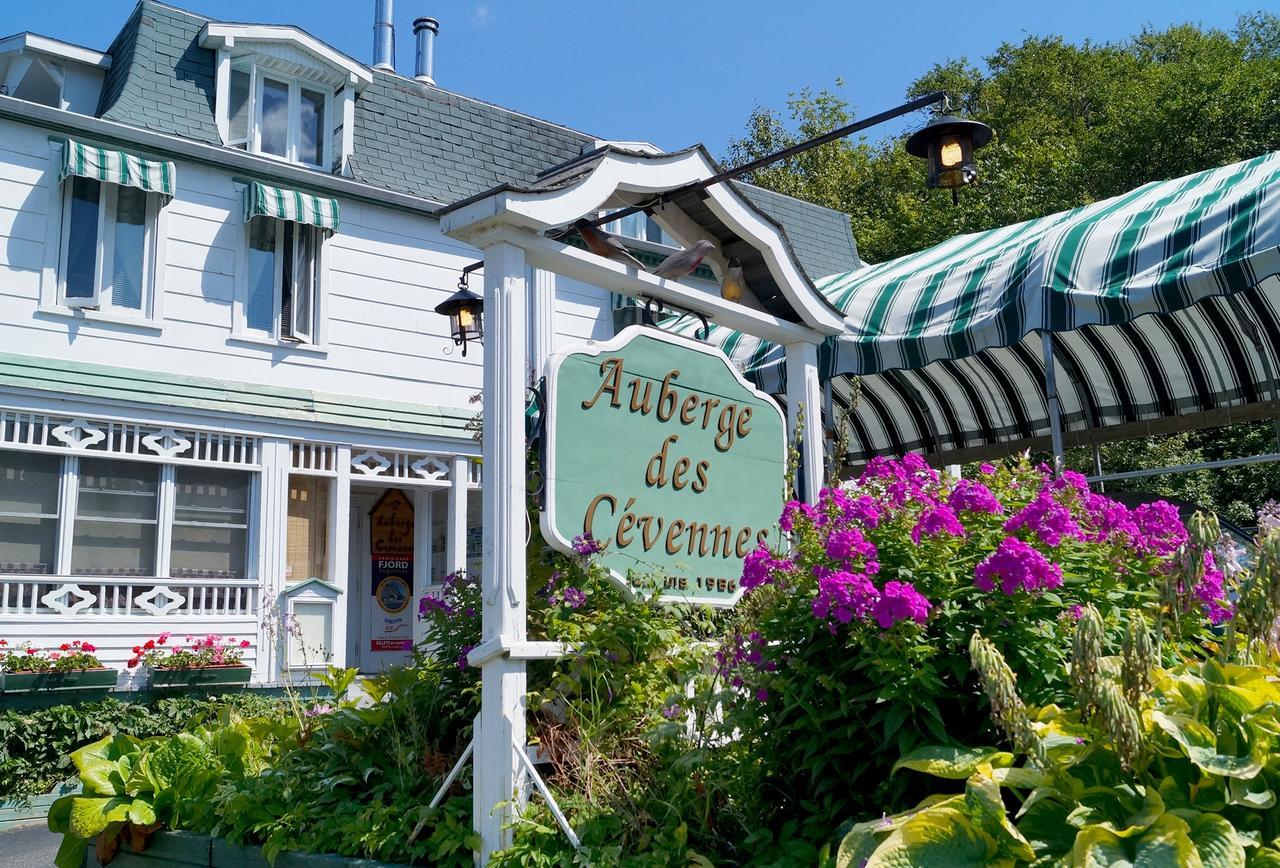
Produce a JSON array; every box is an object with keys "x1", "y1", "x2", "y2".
[
  {"x1": 435, "y1": 281, "x2": 484, "y2": 356},
  {"x1": 905, "y1": 113, "x2": 993, "y2": 202}
]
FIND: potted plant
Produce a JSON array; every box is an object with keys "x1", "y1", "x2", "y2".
[
  {"x1": 129, "y1": 632, "x2": 253, "y2": 688},
  {"x1": 0, "y1": 640, "x2": 117, "y2": 693}
]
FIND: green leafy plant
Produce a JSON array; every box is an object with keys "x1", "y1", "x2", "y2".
[
  {"x1": 127, "y1": 631, "x2": 250, "y2": 669},
  {"x1": 0, "y1": 639, "x2": 104, "y2": 673}
]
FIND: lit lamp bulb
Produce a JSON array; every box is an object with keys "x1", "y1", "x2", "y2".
[
  {"x1": 939, "y1": 136, "x2": 964, "y2": 168},
  {"x1": 905, "y1": 112, "x2": 993, "y2": 204},
  {"x1": 457, "y1": 306, "x2": 474, "y2": 329}
]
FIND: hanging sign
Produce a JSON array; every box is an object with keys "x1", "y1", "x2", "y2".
[
  {"x1": 541, "y1": 326, "x2": 786, "y2": 605},
  {"x1": 369, "y1": 489, "x2": 414, "y2": 651}
]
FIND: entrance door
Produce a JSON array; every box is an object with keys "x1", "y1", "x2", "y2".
[{"x1": 349, "y1": 488, "x2": 415, "y2": 673}]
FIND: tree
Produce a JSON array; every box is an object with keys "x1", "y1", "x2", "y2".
[{"x1": 727, "y1": 15, "x2": 1280, "y2": 520}]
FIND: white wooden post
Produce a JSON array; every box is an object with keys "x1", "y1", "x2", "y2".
[
  {"x1": 447, "y1": 455, "x2": 469, "y2": 578},
  {"x1": 474, "y1": 242, "x2": 529, "y2": 862},
  {"x1": 257, "y1": 437, "x2": 292, "y2": 681},
  {"x1": 329, "y1": 445, "x2": 352, "y2": 668},
  {"x1": 529, "y1": 266, "x2": 556, "y2": 382},
  {"x1": 412, "y1": 487, "x2": 434, "y2": 644},
  {"x1": 785, "y1": 340, "x2": 824, "y2": 504}
]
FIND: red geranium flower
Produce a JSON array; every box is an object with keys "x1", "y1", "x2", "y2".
[
  {"x1": 59, "y1": 643, "x2": 70, "y2": 651},
  {"x1": 144, "y1": 640, "x2": 156, "y2": 650},
  {"x1": 239, "y1": 640, "x2": 250, "y2": 648},
  {"x1": 82, "y1": 643, "x2": 96, "y2": 652}
]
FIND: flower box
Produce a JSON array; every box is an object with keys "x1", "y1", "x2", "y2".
[
  {"x1": 83, "y1": 830, "x2": 413, "y2": 867},
  {"x1": 0, "y1": 667, "x2": 117, "y2": 693},
  {"x1": 147, "y1": 664, "x2": 252, "y2": 688}
]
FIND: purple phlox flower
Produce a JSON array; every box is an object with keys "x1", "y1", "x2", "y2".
[
  {"x1": 457, "y1": 644, "x2": 476, "y2": 671},
  {"x1": 755, "y1": 688, "x2": 769, "y2": 702},
  {"x1": 1258, "y1": 499, "x2": 1280, "y2": 534},
  {"x1": 1071, "y1": 604, "x2": 1085, "y2": 621},
  {"x1": 826, "y1": 526, "x2": 877, "y2": 562},
  {"x1": 947, "y1": 479, "x2": 1003, "y2": 515},
  {"x1": 1004, "y1": 488, "x2": 1082, "y2": 547},
  {"x1": 661, "y1": 703, "x2": 683, "y2": 720},
  {"x1": 872, "y1": 581, "x2": 932, "y2": 629},
  {"x1": 911, "y1": 503, "x2": 967, "y2": 544},
  {"x1": 418, "y1": 594, "x2": 453, "y2": 620},
  {"x1": 975, "y1": 536, "x2": 1063, "y2": 595},
  {"x1": 571, "y1": 534, "x2": 605, "y2": 556},
  {"x1": 304, "y1": 703, "x2": 334, "y2": 718},
  {"x1": 1048, "y1": 470, "x2": 1090, "y2": 494},
  {"x1": 811, "y1": 569, "x2": 879, "y2": 626},
  {"x1": 1082, "y1": 493, "x2": 1137, "y2": 544},
  {"x1": 859, "y1": 455, "x2": 939, "y2": 508},
  {"x1": 1130, "y1": 500, "x2": 1188, "y2": 557},
  {"x1": 979, "y1": 462, "x2": 997, "y2": 475},
  {"x1": 780, "y1": 499, "x2": 819, "y2": 532},
  {"x1": 742, "y1": 545, "x2": 793, "y2": 590},
  {"x1": 1197, "y1": 550, "x2": 1234, "y2": 625}
]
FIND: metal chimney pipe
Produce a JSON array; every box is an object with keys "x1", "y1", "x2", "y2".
[
  {"x1": 373, "y1": 0, "x2": 395, "y2": 72},
  {"x1": 413, "y1": 17, "x2": 439, "y2": 84}
]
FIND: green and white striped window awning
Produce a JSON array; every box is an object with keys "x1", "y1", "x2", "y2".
[
  {"x1": 244, "y1": 181, "x2": 341, "y2": 233},
  {"x1": 60, "y1": 139, "x2": 176, "y2": 198}
]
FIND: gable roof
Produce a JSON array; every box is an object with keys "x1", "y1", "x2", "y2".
[{"x1": 87, "y1": 1, "x2": 860, "y2": 279}]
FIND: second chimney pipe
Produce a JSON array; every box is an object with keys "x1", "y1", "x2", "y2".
[
  {"x1": 413, "y1": 17, "x2": 439, "y2": 84},
  {"x1": 373, "y1": 0, "x2": 395, "y2": 72}
]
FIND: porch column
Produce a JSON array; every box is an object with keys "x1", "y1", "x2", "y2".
[
  {"x1": 329, "y1": 445, "x2": 352, "y2": 669},
  {"x1": 257, "y1": 437, "x2": 292, "y2": 681},
  {"x1": 474, "y1": 241, "x2": 528, "y2": 861},
  {"x1": 412, "y1": 487, "x2": 434, "y2": 644},
  {"x1": 446, "y1": 455, "x2": 469, "y2": 577},
  {"x1": 785, "y1": 340, "x2": 824, "y2": 503},
  {"x1": 1041, "y1": 331, "x2": 1066, "y2": 470}
]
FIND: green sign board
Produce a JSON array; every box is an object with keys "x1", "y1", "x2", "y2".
[{"x1": 541, "y1": 326, "x2": 786, "y2": 605}]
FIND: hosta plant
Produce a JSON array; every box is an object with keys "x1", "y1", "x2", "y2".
[{"x1": 839, "y1": 620, "x2": 1280, "y2": 866}]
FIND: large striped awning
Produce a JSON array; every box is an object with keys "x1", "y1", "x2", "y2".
[
  {"x1": 60, "y1": 138, "x2": 176, "y2": 197},
  {"x1": 243, "y1": 181, "x2": 341, "y2": 232},
  {"x1": 673, "y1": 150, "x2": 1280, "y2": 465}
]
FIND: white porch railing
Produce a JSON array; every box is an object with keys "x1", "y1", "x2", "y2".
[{"x1": 0, "y1": 575, "x2": 260, "y2": 618}]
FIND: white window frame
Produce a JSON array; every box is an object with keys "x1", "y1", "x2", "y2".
[
  {"x1": 232, "y1": 208, "x2": 330, "y2": 352},
  {"x1": 227, "y1": 61, "x2": 334, "y2": 171},
  {"x1": 39, "y1": 142, "x2": 169, "y2": 330},
  {"x1": 0, "y1": 447, "x2": 257, "y2": 581}
]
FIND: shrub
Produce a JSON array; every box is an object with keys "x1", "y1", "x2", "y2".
[{"x1": 712, "y1": 455, "x2": 1211, "y2": 845}]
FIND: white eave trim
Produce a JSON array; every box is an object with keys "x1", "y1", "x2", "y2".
[
  {"x1": 0, "y1": 33, "x2": 111, "y2": 69},
  {"x1": 198, "y1": 23, "x2": 373, "y2": 90}
]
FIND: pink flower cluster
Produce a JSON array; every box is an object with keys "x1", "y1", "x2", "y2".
[{"x1": 1195, "y1": 551, "x2": 1233, "y2": 625}]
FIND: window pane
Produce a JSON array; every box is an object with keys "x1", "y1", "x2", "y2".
[
  {"x1": 260, "y1": 78, "x2": 289, "y2": 157},
  {"x1": 229, "y1": 68, "x2": 251, "y2": 146},
  {"x1": 620, "y1": 212, "x2": 644, "y2": 240},
  {"x1": 280, "y1": 222, "x2": 295, "y2": 336},
  {"x1": 286, "y1": 476, "x2": 328, "y2": 582},
  {"x1": 292, "y1": 226, "x2": 316, "y2": 340},
  {"x1": 72, "y1": 458, "x2": 157, "y2": 576},
  {"x1": 170, "y1": 467, "x2": 249, "y2": 579},
  {"x1": 300, "y1": 88, "x2": 325, "y2": 166},
  {"x1": 0, "y1": 451, "x2": 60, "y2": 574},
  {"x1": 65, "y1": 177, "x2": 100, "y2": 300},
  {"x1": 111, "y1": 186, "x2": 147, "y2": 310},
  {"x1": 246, "y1": 218, "x2": 276, "y2": 333}
]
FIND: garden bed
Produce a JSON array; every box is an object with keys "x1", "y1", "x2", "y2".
[
  {"x1": 0, "y1": 668, "x2": 118, "y2": 694},
  {"x1": 0, "y1": 779, "x2": 77, "y2": 831},
  {"x1": 83, "y1": 830, "x2": 413, "y2": 867}
]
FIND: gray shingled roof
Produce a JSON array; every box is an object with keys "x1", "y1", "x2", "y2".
[{"x1": 89, "y1": 0, "x2": 861, "y2": 279}]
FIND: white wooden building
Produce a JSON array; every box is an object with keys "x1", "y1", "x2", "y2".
[{"x1": 0, "y1": 1, "x2": 861, "y2": 685}]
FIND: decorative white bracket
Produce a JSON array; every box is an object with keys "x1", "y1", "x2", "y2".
[
  {"x1": 51, "y1": 419, "x2": 106, "y2": 450},
  {"x1": 40, "y1": 583, "x2": 97, "y2": 615},
  {"x1": 410, "y1": 455, "x2": 450, "y2": 480},
  {"x1": 135, "y1": 586, "x2": 188, "y2": 616},
  {"x1": 142, "y1": 428, "x2": 193, "y2": 458},
  {"x1": 351, "y1": 450, "x2": 391, "y2": 476}
]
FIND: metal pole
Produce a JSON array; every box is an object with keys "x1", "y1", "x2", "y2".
[
  {"x1": 1092, "y1": 445, "x2": 1105, "y2": 493},
  {"x1": 1041, "y1": 331, "x2": 1065, "y2": 471}
]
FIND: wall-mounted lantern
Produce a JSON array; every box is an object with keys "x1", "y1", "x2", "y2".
[
  {"x1": 905, "y1": 112, "x2": 993, "y2": 202},
  {"x1": 435, "y1": 278, "x2": 484, "y2": 357}
]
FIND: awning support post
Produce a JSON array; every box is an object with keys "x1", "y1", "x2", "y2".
[
  {"x1": 785, "y1": 341, "x2": 824, "y2": 503},
  {"x1": 1041, "y1": 331, "x2": 1066, "y2": 472}
]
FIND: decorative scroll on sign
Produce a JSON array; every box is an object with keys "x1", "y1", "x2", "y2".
[
  {"x1": 369, "y1": 488, "x2": 414, "y2": 651},
  {"x1": 541, "y1": 326, "x2": 786, "y2": 605}
]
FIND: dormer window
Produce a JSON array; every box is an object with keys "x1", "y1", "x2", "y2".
[
  {"x1": 228, "y1": 64, "x2": 331, "y2": 169},
  {"x1": 199, "y1": 23, "x2": 372, "y2": 175}
]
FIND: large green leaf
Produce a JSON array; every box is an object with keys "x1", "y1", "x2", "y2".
[
  {"x1": 1071, "y1": 826, "x2": 1133, "y2": 867},
  {"x1": 1200, "y1": 661, "x2": 1280, "y2": 717},
  {"x1": 1184, "y1": 813, "x2": 1245, "y2": 868},
  {"x1": 66, "y1": 795, "x2": 133, "y2": 839},
  {"x1": 892, "y1": 746, "x2": 1013, "y2": 779},
  {"x1": 46, "y1": 794, "x2": 73, "y2": 834},
  {"x1": 1226, "y1": 776, "x2": 1274, "y2": 810},
  {"x1": 1018, "y1": 795, "x2": 1076, "y2": 858},
  {"x1": 53, "y1": 835, "x2": 87, "y2": 868},
  {"x1": 1250, "y1": 848, "x2": 1280, "y2": 867},
  {"x1": 1133, "y1": 814, "x2": 1202, "y2": 867},
  {"x1": 835, "y1": 796, "x2": 966, "y2": 868},
  {"x1": 865, "y1": 806, "x2": 1002, "y2": 868},
  {"x1": 966, "y1": 772, "x2": 1036, "y2": 863},
  {"x1": 1151, "y1": 711, "x2": 1262, "y2": 780},
  {"x1": 1069, "y1": 785, "x2": 1164, "y2": 838},
  {"x1": 145, "y1": 732, "x2": 212, "y2": 791}
]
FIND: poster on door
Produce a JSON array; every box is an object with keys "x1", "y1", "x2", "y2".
[{"x1": 369, "y1": 489, "x2": 414, "y2": 652}]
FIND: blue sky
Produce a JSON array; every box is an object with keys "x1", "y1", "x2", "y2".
[{"x1": 11, "y1": 1, "x2": 1265, "y2": 156}]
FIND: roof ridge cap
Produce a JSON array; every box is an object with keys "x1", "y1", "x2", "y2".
[{"x1": 138, "y1": 0, "x2": 212, "y2": 23}]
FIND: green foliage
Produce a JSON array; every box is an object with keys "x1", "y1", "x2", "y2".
[
  {"x1": 0, "y1": 692, "x2": 279, "y2": 803},
  {"x1": 844, "y1": 642, "x2": 1280, "y2": 866}
]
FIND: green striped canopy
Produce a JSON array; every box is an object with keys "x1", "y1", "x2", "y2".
[
  {"x1": 244, "y1": 181, "x2": 341, "y2": 232},
  {"x1": 672, "y1": 150, "x2": 1280, "y2": 463},
  {"x1": 60, "y1": 138, "x2": 175, "y2": 197}
]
